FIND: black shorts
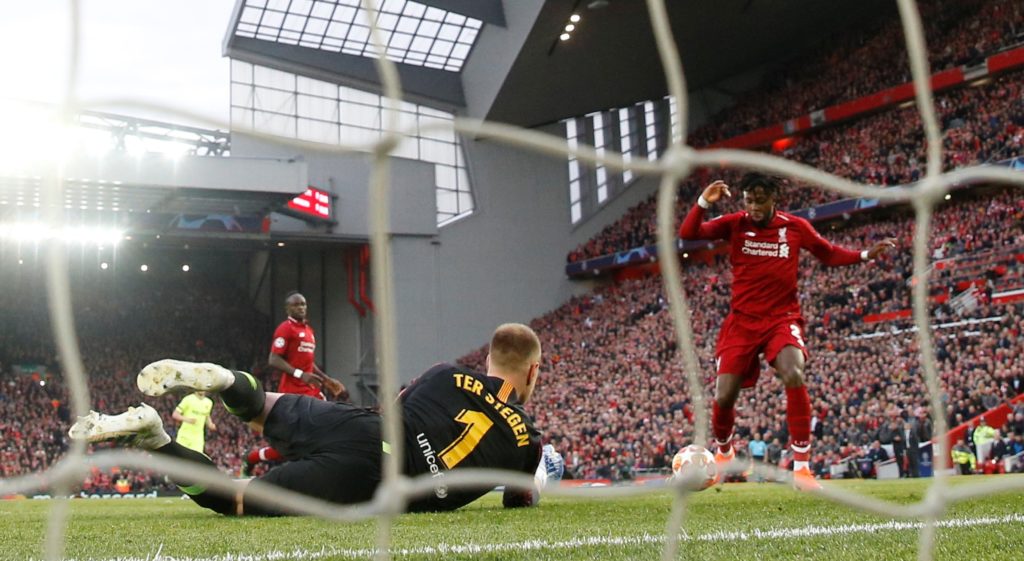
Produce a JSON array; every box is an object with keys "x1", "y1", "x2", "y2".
[{"x1": 243, "y1": 394, "x2": 384, "y2": 515}]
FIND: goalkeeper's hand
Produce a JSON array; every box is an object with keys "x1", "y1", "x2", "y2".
[
  {"x1": 537, "y1": 444, "x2": 565, "y2": 486},
  {"x1": 504, "y1": 444, "x2": 565, "y2": 508}
]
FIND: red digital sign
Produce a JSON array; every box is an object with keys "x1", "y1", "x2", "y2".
[{"x1": 287, "y1": 187, "x2": 332, "y2": 221}]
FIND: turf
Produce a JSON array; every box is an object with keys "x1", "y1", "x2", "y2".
[{"x1": 1, "y1": 476, "x2": 1021, "y2": 561}]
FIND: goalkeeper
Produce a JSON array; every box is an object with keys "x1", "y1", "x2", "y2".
[{"x1": 70, "y1": 323, "x2": 562, "y2": 515}]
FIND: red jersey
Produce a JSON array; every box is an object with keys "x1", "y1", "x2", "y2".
[
  {"x1": 270, "y1": 317, "x2": 321, "y2": 398},
  {"x1": 680, "y1": 205, "x2": 862, "y2": 318}
]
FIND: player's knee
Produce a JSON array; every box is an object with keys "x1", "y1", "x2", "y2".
[
  {"x1": 715, "y1": 389, "x2": 739, "y2": 408},
  {"x1": 779, "y1": 367, "x2": 804, "y2": 388}
]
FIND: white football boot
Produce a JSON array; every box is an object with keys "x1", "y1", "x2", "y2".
[
  {"x1": 137, "y1": 359, "x2": 235, "y2": 397},
  {"x1": 68, "y1": 403, "x2": 171, "y2": 450}
]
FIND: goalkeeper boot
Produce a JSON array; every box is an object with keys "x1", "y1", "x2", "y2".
[
  {"x1": 712, "y1": 445, "x2": 736, "y2": 485},
  {"x1": 137, "y1": 359, "x2": 235, "y2": 397},
  {"x1": 793, "y1": 466, "x2": 822, "y2": 492},
  {"x1": 68, "y1": 403, "x2": 171, "y2": 450}
]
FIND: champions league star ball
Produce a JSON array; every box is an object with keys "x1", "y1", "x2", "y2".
[{"x1": 670, "y1": 445, "x2": 717, "y2": 491}]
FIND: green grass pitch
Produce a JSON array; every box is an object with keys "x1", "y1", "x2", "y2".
[{"x1": 1, "y1": 476, "x2": 1021, "y2": 560}]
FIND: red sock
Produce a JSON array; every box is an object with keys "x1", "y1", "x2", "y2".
[
  {"x1": 785, "y1": 386, "x2": 812, "y2": 465},
  {"x1": 246, "y1": 446, "x2": 282, "y2": 464},
  {"x1": 712, "y1": 401, "x2": 735, "y2": 453}
]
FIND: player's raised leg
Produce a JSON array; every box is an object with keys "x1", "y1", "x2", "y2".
[
  {"x1": 137, "y1": 358, "x2": 235, "y2": 396},
  {"x1": 772, "y1": 345, "x2": 821, "y2": 491},
  {"x1": 138, "y1": 358, "x2": 281, "y2": 431},
  {"x1": 69, "y1": 403, "x2": 246, "y2": 515}
]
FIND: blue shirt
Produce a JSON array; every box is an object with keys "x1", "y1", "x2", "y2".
[{"x1": 748, "y1": 439, "x2": 767, "y2": 458}]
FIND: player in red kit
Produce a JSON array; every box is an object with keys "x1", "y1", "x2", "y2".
[
  {"x1": 243, "y1": 291, "x2": 347, "y2": 476},
  {"x1": 679, "y1": 173, "x2": 895, "y2": 490},
  {"x1": 269, "y1": 292, "x2": 342, "y2": 399}
]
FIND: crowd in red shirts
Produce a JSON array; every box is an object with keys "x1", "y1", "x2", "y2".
[
  {"x1": 568, "y1": 1, "x2": 1024, "y2": 264},
  {"x1": 4, "y1": 0, "x2": 1024, "y2": 491},
  {"x1": 691, "y1": 0, "x2": 1023, "y2": 146},
  {"x1": 1, "y1": 193, "x2": 1021, "y2": 487},
  {"x1": 0, "y1": 270, "x2": 273, "y2": 492},
  {"x1": 469, "y1": 190, "x2": 1024, "y2": 480}
]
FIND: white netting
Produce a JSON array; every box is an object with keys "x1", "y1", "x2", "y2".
[{"x1": 2, "y1": 0, "x2": 1024, "y2": 560}]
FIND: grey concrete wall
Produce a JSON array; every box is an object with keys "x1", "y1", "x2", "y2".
[
  {"x1": 230, "y1": 123, "x2": 614, "y2": 382},
  {"x1": 232, "y1": 133, "x2": 437, "y2": 238},
  {"x1": 426, "y1": 122, "x2": 589, "y2": 360}
]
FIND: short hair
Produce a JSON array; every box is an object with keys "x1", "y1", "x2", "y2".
[
  {"x1": 284, "y1": 291, "x2": 305, "y2": 304},
  {"x1": 488, "y1": 323, "x2": 541, "y2": 373},
  {"x1": 738, "y1": 172, "x2": 782, "y2": 196}
]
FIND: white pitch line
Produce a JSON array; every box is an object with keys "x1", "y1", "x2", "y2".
[{"x1": 52, "y1": 513, "x2": 1024, "y2": 561}]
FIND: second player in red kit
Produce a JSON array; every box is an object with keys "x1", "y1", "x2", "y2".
[
  {"x1": 244, "y1": 292, "x2": 346, "y2": 476},
  {"x1": 679, "y1": 172, "x2": 895, "y2": 490},
  {"x1": 268, "y1": 292, "x2": 343, "y2": 399}
]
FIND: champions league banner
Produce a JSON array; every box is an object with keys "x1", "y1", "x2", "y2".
[{"x1": 133, "y1": 212, "x2": 268, "y2": 235}]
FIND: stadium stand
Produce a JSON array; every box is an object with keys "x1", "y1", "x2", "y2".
[
  {"x1": 691, "y1": 0, "x2": 1023, "y2": 145},
  {"x1": 568, "y1": 0, "x2": 1024, "y2": 264},
  {"x1": 467, "y1": 189, "x2": 1024, "y2": 480},
  {"x1": 3, "y1": 0, "x2": 1023, "y2": 492},
  {"x1": 0, "y1": 267, "x2": 273, "y2": 490}
]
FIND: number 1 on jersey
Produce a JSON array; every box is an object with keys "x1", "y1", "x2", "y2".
[{"x1": 439, "y1": 409, "x2": 494, "y2": 469}]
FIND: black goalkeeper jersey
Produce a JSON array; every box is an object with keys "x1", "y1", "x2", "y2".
[{"x1": 400, "y1": 363, "x2": 542, "y2": 511}]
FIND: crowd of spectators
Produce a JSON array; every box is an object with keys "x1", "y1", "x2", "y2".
[
  {"x1": 2, "y1": 195, "x2": 1021, "y2": 488},
  {"x1": 568, "y1": 0, "x2": 1024, "y2": 264},
  {"x1": 469, "y1": 190, "x2": 1024, "y2": 480},
  {"x1": 691, "y1": 0, "x2": 1024, "y2": 145},
  {"x1": 0, "y1": 266, "x2": 274, "y2": 493},
  {"x1": 568, "y1": 66, "x2": 1024, "y2": 263}
]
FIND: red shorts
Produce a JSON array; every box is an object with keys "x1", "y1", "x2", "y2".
[{"x1": 715, "y1": 313, "x2": 809, "y2": 389}]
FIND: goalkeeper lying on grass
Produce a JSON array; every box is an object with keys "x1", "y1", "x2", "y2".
[{"x1": 70, "y1": 323, "x2": 563, "y2": 515}]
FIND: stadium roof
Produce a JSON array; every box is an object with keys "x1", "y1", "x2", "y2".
[
  {"x1": 231, "y1": 0, "x2": 493, "y2": 72},
  {"x1": 0, "y1": 151, "x2": 306, "y2": 217},
  {"x1": 224, "y1": 0, "x2": 892, "y2": 127}
]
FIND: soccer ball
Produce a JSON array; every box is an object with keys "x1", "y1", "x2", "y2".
[{"x1": 670, "y1": 445, "x2": 717, "y2": 491}]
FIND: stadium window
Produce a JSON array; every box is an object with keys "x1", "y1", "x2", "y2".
[
  {"x1": 230, "y1": 59, "x2": 473, "y2": 226},
  {"x1": 668, "y1": 95, "x2": 680, "y2": 145},
  {"x1": 644, "y1": 101, "x2": 658, "y2": 161},
  {"x1": 618, "y1": 107, "x2": 633, "y2": 184},
  {"x1": 592, "y1": 112, "x2": 608, "y2": 204},
  {"x1": 565, "y1": 118, "x2": 583, "y2": 224}
]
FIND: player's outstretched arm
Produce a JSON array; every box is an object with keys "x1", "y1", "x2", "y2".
[
  {"x1": 804, "y1": 216, "x2": 896, "y2": 266},
  {"x1": 679, "y1": 180, "x2": 734, "y2": 241}
]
